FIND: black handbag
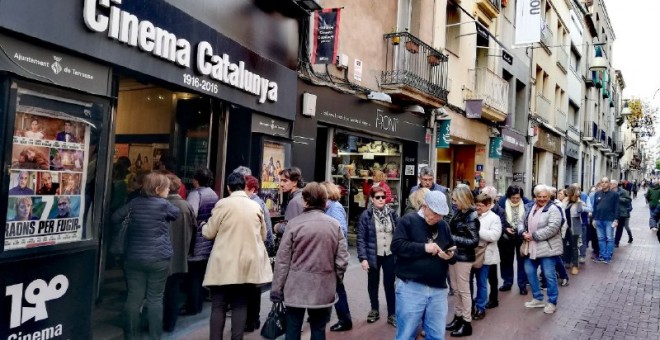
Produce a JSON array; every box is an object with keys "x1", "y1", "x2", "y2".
[
  {"x1": 109, "y1": 207, "x2": 131, "y2": 256},
  {"x1": 261, "y1": 302, "x2": 287, "y2": 339}
]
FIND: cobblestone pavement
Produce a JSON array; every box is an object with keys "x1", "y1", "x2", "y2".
[{"x1": 174, "y1": 190, "x2": 660, "y2": 340}]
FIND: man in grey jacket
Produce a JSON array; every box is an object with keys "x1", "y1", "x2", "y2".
[
  {"x1": 613, "y1": 180, "x2": 633, "y2": 247},
  {"x1": 592, "y1": 177, "x2": 619, "y2": 264}
]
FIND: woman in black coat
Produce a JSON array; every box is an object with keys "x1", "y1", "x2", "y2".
[
  {"x1": 357, "y1": 186, "x2": 399, "y2": 327},
  {"x1": 445, "y1": 184, "x2": 480, "y2": 337}
]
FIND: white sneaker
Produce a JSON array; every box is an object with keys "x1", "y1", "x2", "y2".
[
  {"x1": 544, "y1": 303, "x2": 556, "y2": 314},
  {"x1": 525, "y1": 299, "x2": 546, "y2": 308},
  {"x1": 652, "y1": 227, "x2": 658, "y2": 232}
]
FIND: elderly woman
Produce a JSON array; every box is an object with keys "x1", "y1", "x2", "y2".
[
  {"x1": 271, "y1": 182, "x2": 350, "y2": 340},
  {"x1": 111, "y1": 172, "x2": 180, "y2": 340},
  {"x1": 472, "y1": 191, "x2": 502, "y2": 321},
  {"x1": 446, "y1": 184, "x2": 480, "y2": 337},
  {"x1": 404, "y1": 187, "x2": 430, "y2": 215},
  {"x1": 498, "y1": 185, "x2": 529, "y2": 295},
  {"x1": 320, "y1": 181, "x2": 353, "y2": 332},
  {"x1": 519, "y1": 184, "x2": 564, "y2": 315},
  {"x1": 358, "y1": 186, "x2": 399, "y2": 327}
]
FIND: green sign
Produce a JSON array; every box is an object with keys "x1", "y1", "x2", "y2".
[
  {"x1": 489, "y1": 137, "x2": 503, "y2": 159},
  {"x1": 436, "y1": 120, "x2": 451, "y2": 148}
]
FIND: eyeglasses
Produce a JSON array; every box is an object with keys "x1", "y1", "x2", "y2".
[{"x1": 373, "y1": 196, "x2": 386, "y2": 200}]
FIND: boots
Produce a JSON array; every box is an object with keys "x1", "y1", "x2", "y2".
[
  {"x1": 451, "y1": 321, "x2": 472, "y2": 337},
  {"x1": 445, "y1": 315, "x2": 463, "y2": 331}
]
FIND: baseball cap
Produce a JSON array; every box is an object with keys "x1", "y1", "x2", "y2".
[{"x1": 425, "y1": 191, "x2": 449, "y2": 216}]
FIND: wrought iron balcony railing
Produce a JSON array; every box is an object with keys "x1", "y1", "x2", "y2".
[
  {"x1": 382, "y1": 31, "x2": 449, "y2": 102},
  {"x1": 467, "y1": 68, "x2": 509, "y2": 115}
]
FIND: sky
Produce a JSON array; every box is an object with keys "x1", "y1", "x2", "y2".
[{"x1": 605, "y1": 0, "x2": 660, "y2": 102}]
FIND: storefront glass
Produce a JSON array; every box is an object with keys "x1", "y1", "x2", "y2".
[{"x1": 330, "y1": 132, "x2": 402, "y2": 230}]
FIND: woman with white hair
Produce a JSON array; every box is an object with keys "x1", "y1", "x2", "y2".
[{"x1": 518, "y1": 184, "x2": 564, "y2": 315}]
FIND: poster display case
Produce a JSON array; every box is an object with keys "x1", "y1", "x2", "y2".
[
  {"x1": 330, "y1": 132, "x2": 401, "y2": 232},
  {"x1": 3, "y1": 84, "x2": 106, "y2": 252},
  {"x1": 256, "y1": 138, "x2": 291, "y2": 219}
]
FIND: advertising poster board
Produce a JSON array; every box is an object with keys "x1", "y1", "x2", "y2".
[
  {"x1": 5, "y1": 106, "x2": 91, "y2": 250},
  {"x1": 259, "y1": 142, "x2": 286, "y2": 217}
]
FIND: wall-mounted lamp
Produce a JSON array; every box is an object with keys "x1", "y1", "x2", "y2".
[
  {"x1": 620, "y1": 100, "x2": 632, "y2": 116},
  {"x1": 432, "y1": 107, "x2": 449, "y2": 120},
  {"x1": 367, "y1": 91, "x2": 392, "y2": 103},
  {"x1": 589, "y1": 45, "x2": 607, "y2": 72},
  {"x1": 404, "y1": 105, "x2": 425, "y2": 114}
]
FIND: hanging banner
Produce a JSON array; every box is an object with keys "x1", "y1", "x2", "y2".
[
  {"x1": 514, "y1": 0, "x2": 542, "y2": 45},
  {"x1": 311, "y1": 8, "x2": 342, "y2": 64},
  {"x1": 436, "y1": 120, "x2": 451, "y2": 149},
  {"x1": 466, "y1": 99, "x2": 483, "y2": 119},
  {"x1": 489, "y1": 137, "x2": 503, "y2": 159}
]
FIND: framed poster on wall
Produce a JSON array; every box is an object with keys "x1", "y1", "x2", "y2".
[{"x1": 258, "y1": 140, "x2": 290, "y2": 218}]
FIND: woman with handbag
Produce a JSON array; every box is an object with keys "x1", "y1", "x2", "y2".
[
  {"x1": 111, "y1": 172, "x2": 180, "y2": 340},
  {"x1": 498, "y1": 185, "x2": 529, "y2": 295},
  {"x1": 445, "y1": 184, "x2": 480, "y2": 337},
  {"x1": 357, "y1": 186, "x2": 399, "y2": 327},
  {"x1": 518, "y1": 184, "x2": 564, "y2": 315},
  {"x1": 271, "y1": 182, "x2": 350, "y2": 340},
  {"x1": 471, "y1": 193, "x2": 502, "y2": 321}
]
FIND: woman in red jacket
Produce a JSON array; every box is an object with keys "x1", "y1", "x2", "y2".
[{"x1": 363, "y1": 170, "x2": 392, "y2": 204}]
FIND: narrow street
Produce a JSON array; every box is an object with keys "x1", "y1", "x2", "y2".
[{"x1": 173, "y1": 191, "x2": 660, "y2": 340}]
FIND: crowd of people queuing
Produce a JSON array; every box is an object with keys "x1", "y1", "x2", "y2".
[{"x1": 108, "y1": 154, "x2": 655, "y2": 340}]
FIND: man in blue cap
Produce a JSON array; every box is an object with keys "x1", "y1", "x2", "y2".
[{"x1": 392, "y1": 191, "x2": 455, "y2": 340}]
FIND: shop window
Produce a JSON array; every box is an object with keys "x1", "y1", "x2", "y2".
[
  {"x1": 4, "y1": 84, "x2": 106, "y2": 251},
  {"x1": 330, "y1": 132, "x2": 402, "y2": 232}
]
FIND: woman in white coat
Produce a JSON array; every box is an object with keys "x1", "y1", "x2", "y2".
[{"x1": 472, "y1": 193, "x2": 502, "y2": 320}]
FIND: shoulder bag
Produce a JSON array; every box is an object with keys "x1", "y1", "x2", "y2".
[
  {"x1": 110, "y1": 205, "x2": 131, "y2": 256},
  {"x1": 260, "y1": 302, "x2": 287, "y2": 339}
]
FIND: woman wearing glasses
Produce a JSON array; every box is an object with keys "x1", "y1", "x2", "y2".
[{"x1": 357, "y1": 186, "x2": 398, "y2": 327}]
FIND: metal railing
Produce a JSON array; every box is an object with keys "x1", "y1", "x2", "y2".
[
  {"x1": 555, "y1": 109, "x2": 567, "y2": 132},
  {"x1": 467, "y1": 68, "x2": 509, "y2": 115},
  {"x1": 535, "y1": 93, "x2": 551, "y2": 119},
  {"x1": 382, "y1": 31, "x2": 449, "y2": 102},
  {"x1": 582, "y1": 121, "x2": 597, "y2": 140},
  {"x1": 556, "y1": 47, "x2": 569, "y2": 72},
  {"x1": 541, "y1": 26, "x2": 554, "y2": 49}
]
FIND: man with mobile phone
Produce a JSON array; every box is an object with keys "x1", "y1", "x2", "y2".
[{"x1": 391, "y1": 191, "x2": 455, "y2": 340}]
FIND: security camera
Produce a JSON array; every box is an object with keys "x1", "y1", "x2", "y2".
[
  {"x1": 433, "y1": 107, "x2": 449, "y2": 120},
  {"x1": 367, "y1": 91, "x2": 392, "y2": 103}
]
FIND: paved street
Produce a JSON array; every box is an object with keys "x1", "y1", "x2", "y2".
[{"x1": 171, "y1": 191, "x2": 660, "y2": 340}]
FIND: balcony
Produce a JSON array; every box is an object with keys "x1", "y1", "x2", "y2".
[
  {"x1": 615, "y1": 140, "x2": 624, "y2": 155},
  {"x1": 555, "y1": 109, "x2": 567, "y2": 132},
  {"x1": 556, "y1": 48, "x2": 569, "y2": 74},
  {"x1": 540, "y1": 25, "x2": 553, "y2": 52},
  {"x1": 475, "y1": 0, "x2": 501, "y2": 22},
  {"x1": 598, "y1": 129, "x2": 609, "y2": 150},
  {"x1": 382, "y1": 31, "x2": 449, "y2": 105},
  {"x1": 582, "y1": 121, "x2": 597, "y2": 143},
  {"x1": 535, "y1": 93, "x2": 551, "y2": 120},
  {"x1": 464, "y1": 68, "x2": 509, "y2": 122}
]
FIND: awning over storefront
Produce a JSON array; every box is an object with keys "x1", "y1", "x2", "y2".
[
  {"x1": 501, "y1": 128, "x2": 526, "y2": 153},
  {"x1": 535, "y1": 126, "x2": 562, "y2": 156}
]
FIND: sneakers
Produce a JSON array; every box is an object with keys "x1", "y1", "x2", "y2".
[
  {"x1": 579, "y1": 256, "x2": 586, "y2": 264},
  {"x1": 366, "y1": 310, "x2": 380, "y2": 323},
  {"x1": 543, "y1": 303, "x2": 557, "y2": 314},
  {"x1": 524, "y1": 299, "x2": 546, "y2": 308},
  {"x1": 593, "y1": 257, "x2": 605, "y2": 263},
  {"x1": 571, "y1": 267, "x2": 579, "y2": 275},
  {"x1": 560, "y1": 278, "x2": 569, "y2": 287},
  {"x1": 387, "y1": 315, "x2": 397, "y2": 328},
  {"x1": 652, "y1": 227, "x2": 658, "y2": 232}
]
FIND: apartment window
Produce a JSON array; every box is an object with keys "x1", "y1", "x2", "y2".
[
  {"x1": 569, "y1": 45, "x2": 581, "y2": 74},
  {"x1": 569, "y1": 102, "x2": 579, "y2": 127},
  {"x1": 445, "y1": 2, "x2": 461, "y2": 55}
]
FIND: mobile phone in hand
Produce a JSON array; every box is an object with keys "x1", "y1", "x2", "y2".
[{"x1": 443, "y1": 245, "x2": 457, "y2": 253}]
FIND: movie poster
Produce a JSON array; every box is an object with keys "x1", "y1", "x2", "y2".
[
  {"x1": 5, "y1": 110, "x2": 90, "y2": 251},
  {"x1": 259, "y1": 142, "x2": 286, "y2": 217}
]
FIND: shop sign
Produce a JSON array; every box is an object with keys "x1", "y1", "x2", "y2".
[
  {"x1": 501, "y1": 128, "x2": 526, "y2": 153},
  {"x1": 0, "y1": 0, "x2": 297, "y2": 119},
  {"x1": 502, "y1": 50, "x2": 514, "y2": 65},
  {"x1": 566, "y1": 140, "x2": 580, "y2": 159},
  {"x1": 466, "y1": 99, "x2": 483, "y2": 119},
  {"x1": 0, "y1": 249, "x2": 95, "y2": 339},
  {"x1": 0, "y1": 34, "x2": 110, "y2": 96},
  {"x1": 489, "y1": 137, "x2": 503, "y2": 159},
  {"x1": 535, "y1": 127, "x2": 562, "y2": 155},
  {"x1": 436, "y1": 120, "x2": 451, "y2": 149},
  {"x1": 513, "y1": 172, "x2": 526, "y2": 182},
  {"x1": 251, "y1": 114, "x2": 291, "y2": 138}
]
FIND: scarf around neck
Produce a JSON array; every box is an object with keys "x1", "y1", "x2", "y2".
[
  {"x1": 505, "y1": 199, "x2": 522, "y2": 226},
  {"x1": 373, "y1": 205, "x2": 392, "y2": 226}
]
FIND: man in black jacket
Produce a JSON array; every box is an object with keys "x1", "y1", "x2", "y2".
[{"x1": 392, "y1": 191, "x2": 455, "y2": 340}]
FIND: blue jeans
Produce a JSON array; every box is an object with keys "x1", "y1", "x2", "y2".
[
  {"x1": 579, "y1": 224, "x2": 589, "y2": 257},
  {"x1": 395, "y1": 280, "x2": 448, "y2": 340},
  {"x1": 524, "y1": 257, "x2": 559, "y2": 305},
  {"x1": 475, "y1": 265, "x2": 490, "y2": 311},
  {"x1": 594, "y1": 220, "x2": 615, "y2": 261},
  {"x1": 650, "y1": 207, "x2": 657, "y2": 229}
]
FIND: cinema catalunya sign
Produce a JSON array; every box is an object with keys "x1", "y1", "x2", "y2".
[{"x1": 82, "y1": 0, "x2": 278, "y2": 104}]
